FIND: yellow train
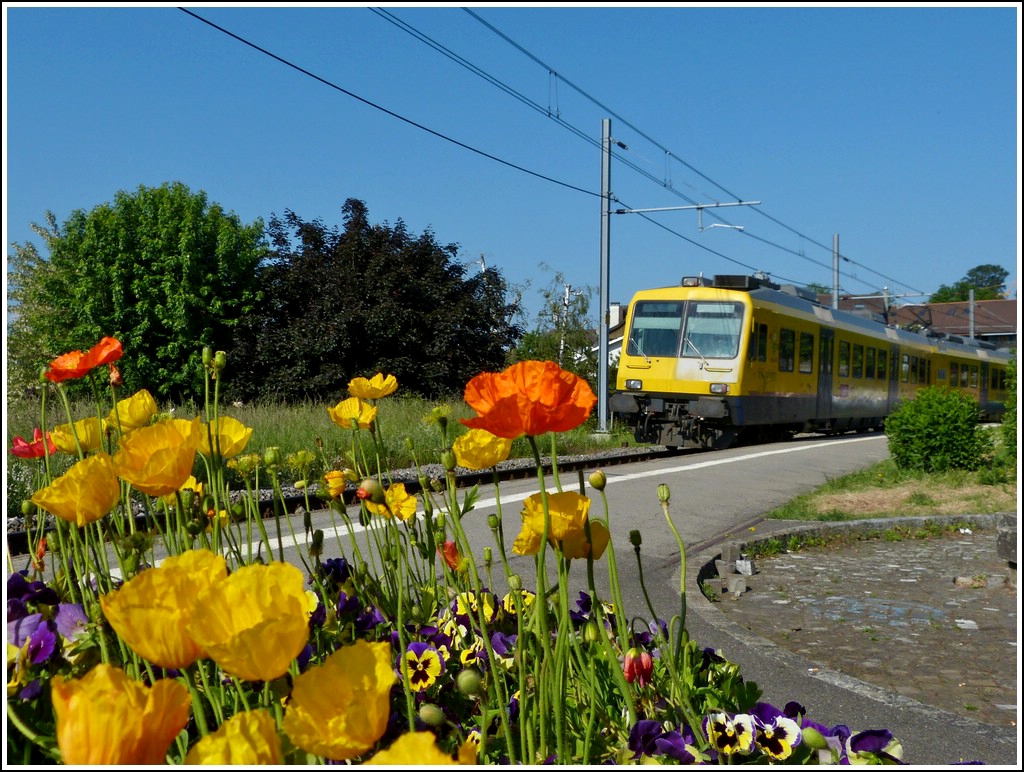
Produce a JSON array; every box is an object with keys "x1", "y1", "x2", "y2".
[{"x1": 609, "y1": 274, "x2": 1014, "y2": 449}]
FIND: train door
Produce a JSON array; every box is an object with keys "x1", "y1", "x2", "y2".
[
  {"x1": 816, "y1": 328, "x2": 833, "y2": 424},
  {"x1": 887, "y1": 346, "x2": 900, "y2": 410},
  {"x1": 979, "y1": 362, "x2": 990, "y2": 414}
]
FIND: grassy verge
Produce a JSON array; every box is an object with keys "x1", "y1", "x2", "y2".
[{"x1": 763, "y1": 458, "x2": 1017, "y2": 523}]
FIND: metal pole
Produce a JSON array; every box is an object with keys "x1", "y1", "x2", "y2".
[
  {"x1": 969, "y1": 288, "x2": 975, "y2": 339},
  {"x1": 832, "y1": 233, "x2": 839, "y2": 310},
  {"x1": 598, "y1": 119, "x2": 611, "y2": 433}
]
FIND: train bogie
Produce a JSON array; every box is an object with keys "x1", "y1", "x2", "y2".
[{"x1": 610, "y1": 274, "x2": 1014, "y2": 450}]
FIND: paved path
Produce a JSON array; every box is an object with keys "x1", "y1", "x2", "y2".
[{"x1": 686, "y1": 514, "x2": 1019, "y2": 766}]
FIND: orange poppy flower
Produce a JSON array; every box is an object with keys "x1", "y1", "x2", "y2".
[
  {"x1": 45, "y1": 337, "x2": 123, "y2": 383},
  {"x1": 460, "y1": 360, "x2": 597, "y2": 439}
]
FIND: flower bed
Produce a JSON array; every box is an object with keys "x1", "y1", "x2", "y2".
[{"x1": 7, "y1": 340, "x2": 910, "y2": 764}]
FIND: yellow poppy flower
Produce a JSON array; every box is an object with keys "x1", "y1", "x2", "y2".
[
  {"x1": 107, "y1": 389, "x2": 159, "y2": 432},
  {"x1": 183, "y1": 709, "x2": 282, "y2": 765},
  {"x1": 512, "y1": 491, "x2": 607, "y2": 559},
  {"x1": 113, "y1": 416, "x2": 202, "y2": 497},
  {"x1": 282, "y1": 640, "x2": 396, "y2": 761},
  {"x1": 452, "y1": 428, "x2": 512, "y2": 470},
  {"x1": 50, "y1": 416, "x2": 107, "y2": 454},
  {"x1": 30, "y1": 452, "x2": 120, "y2": 527},
  {"x1": 323, "y1": 470, "x2": 347, "y2": 499},
  {"x1": 101, "y1": 549, "x2": 228, "y2": 669},
  {"x1": 51, "y1": 663, "x2": 190, "y2": 765},
  {"x1": 362, "y1": 482, "x2": 418, "y2": 521},
  {"x1": 365, "y1": 732, "x2": 459, "y2": 765},
  {"x1": 161, "y1": 475, "x2": 203, "y2": 507},
  {"x1": 198, "y1": 416, "x2": 254, "y2": 460},
  {"x1": 327, "y1": 397, "x2": 377, "y2": 431},
  {"x1": 348, "y1": 372, "x2": 398, "y2": 400},
  {"x1": 188, "y1": 561, "x2": 309, "y2": 683}
]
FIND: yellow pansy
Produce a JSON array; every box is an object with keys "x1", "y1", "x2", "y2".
[
  {"x1": 101, "y1": 549, "x2": 228, "y2": 669},
  {"x1": 188, "y1": 561, "x2": 309, "y2": 683},
  {"x1": 198, "y1": 416, "x2": 253, "y2": 460},
  {"x1": 282, "y1": 640, "x2": 395, "y2": 760},
  {"x1": 30, "y1": 453, "x2": 120, "y2": 527},
  {"x1": 347, "y1": 372, "x2": 398, "y2": 400},
  {"x1": 452, "y1": 428, "x2": 512, "y2": 470},
  {"x1": 183, "y1": 709, "x2": 282, "y2": 765}
]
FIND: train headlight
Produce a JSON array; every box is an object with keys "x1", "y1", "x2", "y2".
[
  {"x1": 625, "y1": 379, "x2": 643, "y2": 390},
  {"x1": 709, "y1": 383, "x2": 729, "y2": 394}
]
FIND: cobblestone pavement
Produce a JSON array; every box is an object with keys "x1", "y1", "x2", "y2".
[{"x1": 710, "y1": 524, "x2": 1018, "y2": 730}]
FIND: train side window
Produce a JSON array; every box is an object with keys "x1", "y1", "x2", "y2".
[
  {"x1": 865, "y1": 347, "x2": 876, "y2": 379},
  {"x1": 969, "y1": 365, "x2": 978, "y2": 388},
  {"x1": 901, "y1": 353, "x2": 910, "y2": 383},
  {"x1": 838, "y1": 340, "x2": 850, "y2": 377},
  {"x1": 909, "y1": 355, "x2": 918, "y2": 384},
  {"x1": 852, "y1": 344, "x2": 864, "y2": 379},
  {"x1": 960, "y1": 365, "x2": 969, "y2": 388},
  {"x1": 798, "y1": 332, "x2": 814, "y2": 374},
  {"x1": 748, "y1": 322, "x2": 768, "y2": 362},
  {"x1": 779, "y1": 328, "x2": 795, "y2": 372},
  {"x1": 920, "y1": 357, "x2": 929, "y2": 385},
  {"x1": 877, "y1": 349, "x2": 887, "y2": 381},
  {"x1": 950, "y1": 361, "x2": 959, "y2": 385}
]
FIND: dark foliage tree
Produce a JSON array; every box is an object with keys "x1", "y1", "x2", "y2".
[
  {"x1": 929, "y1": 264, "x2": 1009, "y2": 302},
  {"x1": 225, "y1": 199, "x2": 524, "y2": 402},
  {"x1": 7, "y1": 183, "x2": 267, "y2": 401}
]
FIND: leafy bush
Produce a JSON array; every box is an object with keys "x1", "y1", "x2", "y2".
[
  {"x1": 998, "y1": 355, "x2": 1017, "y2": 466},
  {"x1": 884, "y1": 386, "x2": 992, "y2": 472}
]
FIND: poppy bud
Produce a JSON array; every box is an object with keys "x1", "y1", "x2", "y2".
[
  {"x1": 441, "y1": 449, "x2": 456, "y2": 472},
  {"x1": 263, "y1": 446, "x2": 282, "y2": 468},
  {"x1": 507, "y1": 574, "x2": 522, "y2": 591},
  {"x1": 418, "y1": 703, "x2": 446, "y2": 728},
  {"x1": 657, "y1": 484, "x2": 671, "y2": 503},
  {"x1": 214, "y1": 350, "x2": 227, "y2": 371},
  {"x1": 202, "y1": 347, "x2": 213, "y2": 366},
  {"x1": 629, "y1": 529, "x2": 643, "y2": 548},
  {"x1": 588, "y1": 470, "x2": 607, "y2": 491},
  {"x1": 21, "y1": 500, "x2": 36, "y2": 517},
  {"x1": 624, "y1": 647, "x2": 654, "y2": 687},
  {"x1": 456, "y1": 668, "x2": 483, "y2": 697},
  {"x1": 583, "y1": 620, "x2": 601, "y2": 644},
  {"x1": 108, "y1": 362, "x2": 122, "y2": 387},
  {"x1": 487, "y1": 514, "x2": 499, "y2": 531},
  {"x1": 356, "y1": 477, "x2": 385, "y2": 504},
  {"x1": 801, "y1": 726, "x2": 828, "y2": 750}
]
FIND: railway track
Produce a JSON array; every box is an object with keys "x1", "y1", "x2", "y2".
[{"x1": 6, "y1": 445, "x2": 683, "y2": 558}]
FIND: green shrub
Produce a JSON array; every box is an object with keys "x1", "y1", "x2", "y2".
[
  {"x1": 884, "y1": 386, "x2": 992, "y2": 472},
  {"x1": 999, "y1": 355, "x2": 1017, "y2": 465}
]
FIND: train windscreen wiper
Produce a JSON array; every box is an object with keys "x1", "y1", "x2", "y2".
[{"x1": 683, "y1": 336, "x2": 710, "y2": 369}]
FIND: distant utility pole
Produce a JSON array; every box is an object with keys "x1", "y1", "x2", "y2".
[{"x1": 598, "y1": 118, "x2": 612, "y2": 433}]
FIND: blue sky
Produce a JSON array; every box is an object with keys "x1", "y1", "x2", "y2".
[{"x1": 4, "y1": 3, "x2": 1020, "y2": 327}]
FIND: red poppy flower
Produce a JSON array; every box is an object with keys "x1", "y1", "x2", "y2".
[
  {"x1": 45, "y1": 337, "x2": 123, "y2": 383},
  {"x1": 460, "y1": 360, "x2": 597, "y2": 439},
  {"x1": 10, "y1": 428, "x2": 57, "y2": 459},
  {"x1": 438, "y1": 541, "x2": 461, "y2": 571}
]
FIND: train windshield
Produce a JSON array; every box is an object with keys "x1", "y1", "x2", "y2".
[{"x1": 627, "y1": 300, "x2": 745, "y2": 359}]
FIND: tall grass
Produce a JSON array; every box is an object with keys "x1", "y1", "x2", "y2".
[{"x1": 6, "y1": 392, "x2": 638, "y2": 523}]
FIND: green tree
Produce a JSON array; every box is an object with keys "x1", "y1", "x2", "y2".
[
  {"x1": 225, "y1": 199, "x2": 524, "y2": 402},
  {"x1": 7, "y1": 183, "x2": 268, "y2": 401},
  {"x1": 511, "y1": 267, "x2": 598, "y2": 390},
  {"x1": 929, "y1": 264, "x2": 1008, "y2": 302}
]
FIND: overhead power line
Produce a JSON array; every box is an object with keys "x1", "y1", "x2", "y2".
[{"x1": 179, "y1": 8, "x2": 596, "y2": 200}]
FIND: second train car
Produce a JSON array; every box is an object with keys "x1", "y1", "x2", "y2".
[{"x1": 609, "y1": 274, "x2": 1013, "y2": 450}]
